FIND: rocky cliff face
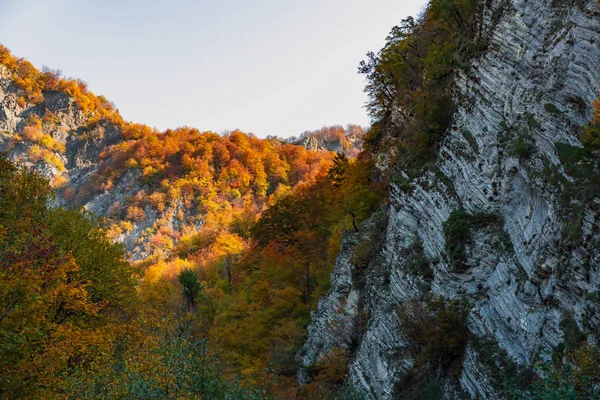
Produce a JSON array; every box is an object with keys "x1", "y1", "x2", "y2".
[
  {"x1": 300, "y1": 0, "x2": 600, "y2": 398},
  {"x1": 0, "y1": 68, "x2": 162, "y2": 260},
  {"x1": 286, "y1": 125, "x2": 366, "y2": 156},
  {"x1": 293, "y1": 133, "x2": 362, "y2": 155}
]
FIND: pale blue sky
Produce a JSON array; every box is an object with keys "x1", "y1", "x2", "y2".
[{"x1": 0, "y1": 0, "x2": 426, "y2": 137}]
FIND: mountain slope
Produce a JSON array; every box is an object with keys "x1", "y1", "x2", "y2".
[
  {"x1": 0, "y1": 51, "x2": 347, "y2": 261},
  {"x1": 0, "y1": 46, "x2": 378, "y2": 397},
  {"x1": 300, "y1": 0, "x2": 600, "y2": 398}
]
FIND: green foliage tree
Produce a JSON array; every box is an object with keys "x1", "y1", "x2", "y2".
[
  {"x1": 508, "y1": 344, "x2": 600, "y2": 400},
  {"x1": 359, "y1": 0, "x2": 482, "y2": 173},
  {"x1": 0, "y1": 156, "x2": 136, "y2": 398},
  {"x1": 327, "y1": 152, "x2": 349, "y2": 188},
  {"x1": 178, "y1": 269, "x2": 202, "y2": 311}
]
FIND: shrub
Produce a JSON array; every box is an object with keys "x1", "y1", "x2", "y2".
[
  {"x1": 27, "y1": 145, "x2": 43, "y2": 163},
  {"x1": 582, "y1": 124, "x2": 600, "y2": 149},
  {"x1": 544, "y1": 103, "x2": 562, "y2": 114},
  {"x1": 62, "y1": 186, "x2": 76, "y2": 201},
  {"x1": 512, "y1": 134, "x2": 535, "y2": 159},
  {"x1": 554, "y1": 142, "x2": 600, "y2": 248},
  {"x1": 404, "y1": 239, "x2": 433, "y2": 281},
  {"x1": 119, "y1": 220, "x2": 133, "y2": 232},
  {"x1": 582, "y1": 97, "x2": 600, "y2": 150},
  {"x1": 126, "y1": 206, "x2": 145, "y2": 222},
  {"x1": 443, "y1": 210, "x2": 509, "y2": 272},
  {"x1": 42, "y1": 109, "x2": 61, "y2": 125},
  {"x1": 398, "y1": 297, "x2": 471, "y2": 375},
  {"x1": 21, "y1": 124, "x2": 42, "y2": 142},
  {"x1": 43, "y1": 151, "x2": 65, "y2": 171},
  {"x1": 125, "y1": 158, "x2": 139, "y2": 169},
  {"x1": 51, "y1": 174, "x2": 68, "y2": 188},
  {"x1": 558, "y1": 313, "x2": 585, "y2": 355},
  {"x1": 38, "y1": 133, "x2": 54, "y2": 149},
  {"x1": 462, "y1": 130, "x2": 479, "y2": 152},
  {"x1": 509, "y1": 344, "x2": 600, "y2": 399},
  {"x1": 525, "y1": 112, "x2": 541, "y2": 130},
  {"x1": 300, "y1": 347, "x2": 351, "y2": 399},
  {"x1": 16, "y1": 96, "x2": 26, "y2": 108},
  {"x1": 471, "y1": 336, "x2": 535, "y2": 395},
  {"x1": 443, "y1": 210, "x2": 473, "y2": 271},
  {"x1": 352, "y1": 240, "x2": 376, "y2": 270}
]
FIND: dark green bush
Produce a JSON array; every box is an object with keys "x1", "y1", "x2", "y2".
[
  {"x1": 443, "y1": 210, "x2": 509, "y2": 272},
  {"x1": 512, "y1": 134, "x2": 535, "y2": 158},
  {"x1": 405, "y1": 240, "x2": 434, "y2": 281},
  {"x1": 554, "y1": 142, "x2": 600, "y2": 248},
  {"x1": 525, "y1": 112, "x2": 542, "y2": 130},
  {"x1": 443, "y1": 210, "x2": 474, "y2": 271},
  {"x1": 559, "y1": 313, "x2": 585, "y2": 354},
  {"x1": 398, "y1": 297, "x2": 471, "y2": 374},
  {"x1": 544, "y1": 103, "x2": 562, "y2": 114},
  {"x1": 359, "y1": 0, "x2": 484, "y2": 173}
]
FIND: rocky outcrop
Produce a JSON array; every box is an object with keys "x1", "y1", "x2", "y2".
[
  {"x1": 295, "y1": 134, "x2": 362, "y2": 154},
  {"x1": 0, "y1": 68, "x2": 198, "y2": 260},
  {"x1": 287, "y1": 125, "x2": 365, "y2": 156},
  {"x1": 300, "y1": 0, "x2": 600, "y2": 398}
]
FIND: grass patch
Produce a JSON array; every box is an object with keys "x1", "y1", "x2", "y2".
[
  {"x1": 462, "y1": 130, "x2": 479, "y2": 153},
  {"x1": 544, "y1": 103, "x2": 562, "y2": 114},
  {"x1": 524, "y1": 112, "x2": 541, "y2": 130}
]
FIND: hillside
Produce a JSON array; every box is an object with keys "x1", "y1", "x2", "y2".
[
  {"x1": 0, "y1": 44, "x2": 377, "y2": 398},
  {"x1": 0, "y1": 49, "x2": 369, "y2": 262}
]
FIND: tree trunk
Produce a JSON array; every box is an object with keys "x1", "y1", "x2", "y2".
[{"x1": 348, "y1": 210, "x2": 359, "y2": 233}]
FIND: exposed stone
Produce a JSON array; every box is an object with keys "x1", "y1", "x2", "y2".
[{"x1": 299, "y1": 0, "x2": 600, "y2": 398}]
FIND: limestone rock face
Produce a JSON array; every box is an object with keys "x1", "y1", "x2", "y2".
[
  {"x1": 300, "y1": 0, "x2": 600, "y2": 398},
  {"x1": 0, "y1": 66, "x2": 189, "y2": 260},
  {"x1": 286, "y1": 125, "x2": 366, "y2": 155},
  {"x1": 295, "y1": 134, "x2": 362, "y2": 154}
]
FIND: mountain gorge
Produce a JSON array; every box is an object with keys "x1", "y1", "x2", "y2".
[{"x1": 2, "y1": 0, "x2": 600, "y2": 398}]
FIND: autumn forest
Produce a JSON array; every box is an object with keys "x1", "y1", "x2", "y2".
[
  {"x1": 4, "y1": 0, "x2": 600, "y2": 399},
  {"x1": 0, "y1": 38, "x2": 381, "y2": 399}
]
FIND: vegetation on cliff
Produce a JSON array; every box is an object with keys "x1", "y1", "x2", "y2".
[{"x1": 359, "y1": 0, "x2": 484, "y2": 175}]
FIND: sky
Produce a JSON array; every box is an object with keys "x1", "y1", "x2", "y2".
[{"x1": 0, "y1": 0, "x2": 427, "y2": 138}]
